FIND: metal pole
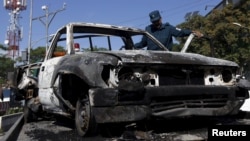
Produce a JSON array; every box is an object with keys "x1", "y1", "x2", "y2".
[
  {"x1": 45, "y1": 7, "x2": 49, "y2": 53},
  {"x1": 36, "y1": 4, "x2": 66, "y2": 53},
  {"x1": 28, "y1": 0, "x2": 33, "y2": 64}
]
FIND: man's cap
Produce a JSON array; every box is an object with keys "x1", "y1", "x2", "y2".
[{"x1": 149, "y1": 10, "x2": 161, "y2": 22}]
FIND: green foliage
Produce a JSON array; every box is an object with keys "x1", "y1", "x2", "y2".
[
  {"x1": 0, "y1": 44, "x2": 8, "y2": 51},
  {"x1": 54, "y1": 46, "x2": 65, "y2": 52},
  {"x1": 0, "y1": 55, "x2": 15, "y2": 84},
  {"x1": 29, "y1": 46, "x2": 65, "y2": 63},
  {"x1": 30, "y1": 46, "x2": 46, "y2": 63},
  {"x1": 5, "y1": 107, "x2": 24, "y2": 115},
  {"x1": 83, "y1": 45, "x2": 108, "y2": 51},
  {"x1": 176, "y1": 1, "x2": 250, "y2": 70},
  {"x1": 175, "y1": 15, "x2": 212, "y2": 56}
]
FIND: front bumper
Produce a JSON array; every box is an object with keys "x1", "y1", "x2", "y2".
[{"x1": 89, "y1": 85, "x2": 248, "y2": 123}]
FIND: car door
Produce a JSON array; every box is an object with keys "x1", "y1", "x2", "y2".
[{"x1": 38, "y1": 27, "x2": 70, "y2": 108}]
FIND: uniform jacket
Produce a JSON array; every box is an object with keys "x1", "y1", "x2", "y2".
[{"x1": 135, "y1": 22, "x2": 192, "y2": 50}]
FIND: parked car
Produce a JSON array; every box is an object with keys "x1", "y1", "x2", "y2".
[{"x1": 11, "y1": 22, "x2": 250, "y2": 136}]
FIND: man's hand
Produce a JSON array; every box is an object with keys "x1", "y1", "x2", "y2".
[{"x1": 192, "y1": 30, "x2": 204, "y2": 38}]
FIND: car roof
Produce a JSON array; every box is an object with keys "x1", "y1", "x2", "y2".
[{"x1": 58, "y1": 22, "x2": 146, "y2": 35}]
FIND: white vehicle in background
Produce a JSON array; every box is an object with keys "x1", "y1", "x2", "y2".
[
  {"x1": 240, "y1": 91, "x2": 250, "y2": 111},
  {"x1": 240, "y1": 68, "x2": 250, "y2": 111}
]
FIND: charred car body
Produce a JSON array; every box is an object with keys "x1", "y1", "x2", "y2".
[{"x1": 13, "y1": 22, "x2": 250, "y2": 136}]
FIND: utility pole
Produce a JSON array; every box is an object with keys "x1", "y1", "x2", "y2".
[
  {"x1": 28, "y1": 2, "x2": 66, "y2": 64},
  {"x1": 28, "y1": 0, "x2": 33, "y2": 64}
]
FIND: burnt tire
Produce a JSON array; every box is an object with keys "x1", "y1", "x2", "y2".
[{"x1": 75, "y1": 95, "x2": 97, "y2": 136}]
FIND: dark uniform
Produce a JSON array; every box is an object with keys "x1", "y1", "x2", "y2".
[
  {"x1": 135, "y1": 23, "x2": 192, "y2": 51},
  {"x1": 135, "y1": 10, "x2": 193, "y2": 51}
]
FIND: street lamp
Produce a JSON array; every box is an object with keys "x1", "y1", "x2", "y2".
[
  {"x1": 41, "y1": 5, "x2": 49, "y2": 53},
  {"x1": 41, "y1": 5, "x2": 47, "y2": 11},
  {"x1": 27, "y1": 1, "x2": 66, "y2": 64},
  {"x1": 232, "y1": 22, "x2": 250, "y2": 30},
  {"x1": 37, "y1": 3, "x2": 66, "y2": 52}
]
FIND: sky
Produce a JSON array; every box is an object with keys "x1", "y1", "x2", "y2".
[{"x1": 0, "y1": 0, "x2": 222, "y2": 56}]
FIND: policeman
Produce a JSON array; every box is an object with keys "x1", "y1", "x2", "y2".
[{"x1": 135, "y1": 10, "x2": 203, "y2": 51}]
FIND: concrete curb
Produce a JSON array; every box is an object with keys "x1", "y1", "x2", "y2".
[
  {"x1": 0, "y1": 113, "x2": 23, "y2": 131},
  {"x1": 1, "y1": 114, "x2": 24, "y2": 141}
]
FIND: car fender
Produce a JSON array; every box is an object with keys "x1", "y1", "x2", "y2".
[{"x1": 50, "y1": 54, "x2": 120, "y2": 88}]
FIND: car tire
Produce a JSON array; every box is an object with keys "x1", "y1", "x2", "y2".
[{"x1": 75, "y1": 95, "x2": 97, "y2": 136}]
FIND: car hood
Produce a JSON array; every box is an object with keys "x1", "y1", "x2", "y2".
[
  {"x1": 95, "y1": 50, "x2": 238, "y2": 67},
  {"x1": 51, "y1": 50, "x2": 238, "y2": 88}
]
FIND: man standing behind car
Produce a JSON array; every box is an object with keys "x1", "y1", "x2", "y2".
[{"x1": 134, "y1": 10, "x2": 203, "y2": 51}]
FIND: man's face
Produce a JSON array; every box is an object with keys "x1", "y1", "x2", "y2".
[{"x1": 152, "y1": 18, "x2": 162, "y2": 29}]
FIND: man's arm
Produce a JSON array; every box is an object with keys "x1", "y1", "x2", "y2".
[
  {"x1": 169, "y1": 25, "x2": 192, "y2": 37},
  {"x1": 169, "y1": 24, "x2": 203, "y2": 38}
]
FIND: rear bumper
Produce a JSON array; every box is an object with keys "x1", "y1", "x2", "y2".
[{"x1": 89, "y1": 85, "x2": 248, "y2": 123}]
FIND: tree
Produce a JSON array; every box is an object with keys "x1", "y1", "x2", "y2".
[
  {"x1": 0, "y1": 57, "x2": 15, "y2": 83},
  {"x1": 175, "y1": 15, "x2": 211, "y2": 56},
  {"x1": 83, "y1": 45, "x2": 108, "y2": 51},
  {"x1": 0, "y1": 44, "x2": 8, "y2": 51},
  {"x1": 0, "y1": 44, "x2": 15, "y2": 84},
  {"x1": 29, "y1": 46, "x2": 65, "y2": 63},
  {"x1": 176, "y1": 1, "x2": 250, "y2": 70},
  {"x1": 30, "y1": 46, "x2": 46, "y2": 63}
]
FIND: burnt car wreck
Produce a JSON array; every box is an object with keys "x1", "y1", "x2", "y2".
[{"x1": 12, "y1": 22, "x2": 250, "y2": 136}]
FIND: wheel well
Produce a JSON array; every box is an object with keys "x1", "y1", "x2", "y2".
[{"x1": 60, "y1": 74, "x2": 89, "y2": 108}]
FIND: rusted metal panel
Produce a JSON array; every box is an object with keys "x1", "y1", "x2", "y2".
[{"x1": 93, "y1": 105, "x2": 149, "y2": 123}]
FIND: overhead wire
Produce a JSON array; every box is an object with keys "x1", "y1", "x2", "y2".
[{"x1": 115, "y1": 0, "x2": 219, "y2": 28}]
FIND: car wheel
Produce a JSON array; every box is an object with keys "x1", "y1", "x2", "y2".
[{"x1": 75, "y1": 95, "x2": 97, "y2": 136}]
